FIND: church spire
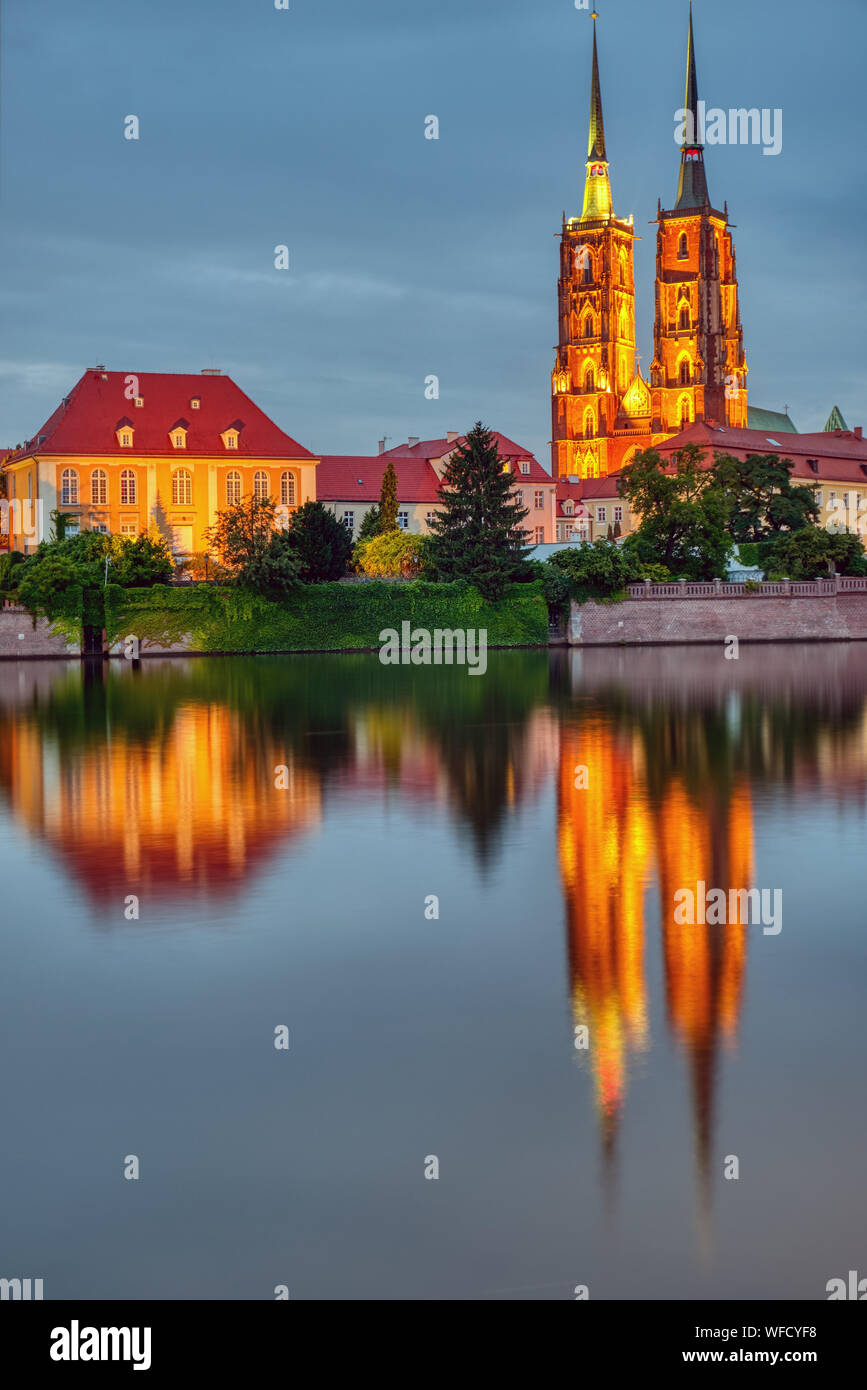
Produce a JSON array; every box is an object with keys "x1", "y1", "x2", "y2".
[
  {"x1": 674, "y1": 2, "x2": 710, "y2": 211},
  {"x1": 581, "y1": 12, "x2": 613, "y2": 221}
]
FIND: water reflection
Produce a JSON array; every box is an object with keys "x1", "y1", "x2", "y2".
[{"x1": 1, "y1": 645, "x2": 866, "y2": 1272}]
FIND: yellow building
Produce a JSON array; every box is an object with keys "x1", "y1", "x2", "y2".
[{"x1": 1, "y1": 367, "x2": 318, "y2": 556}]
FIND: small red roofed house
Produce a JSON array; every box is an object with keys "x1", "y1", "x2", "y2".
[
  {"x1": 317, "y1": 432, "x2": 557, "y2": 543},
  {"x1": 1, "y1": 368, "x2": 318, "y2": 555}
]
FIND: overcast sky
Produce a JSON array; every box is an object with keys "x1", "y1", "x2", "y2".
[{"x1": 1, "y1": 0, "x2": 864, "y2": 465}]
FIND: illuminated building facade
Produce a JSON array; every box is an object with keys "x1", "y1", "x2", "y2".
[
  {"x1": 552, "y1": 8, "x2": 749, "y2": 481},
  {"x1": 1, "y1": 368, "x2": 319, "y2": 556}
]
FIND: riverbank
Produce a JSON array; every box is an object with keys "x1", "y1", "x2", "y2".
[{"x1": 570, "y1": 584, "x2": 867, "y2": 646}]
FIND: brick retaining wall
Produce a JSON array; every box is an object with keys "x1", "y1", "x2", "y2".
[
  {"x1": 0, "y1": 608, "x2": 79, "y2": 658},
  {"x1": 570, "y1": 594, "x2": 867, "y2": 645}
]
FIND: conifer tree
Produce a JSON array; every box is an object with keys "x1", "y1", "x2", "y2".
[
  {"x1": 426, "y1": 422, "x2": 530, "y2": 599},
  {"x1": 378, "y1": 461, "x2": 399, "y2": 533}
]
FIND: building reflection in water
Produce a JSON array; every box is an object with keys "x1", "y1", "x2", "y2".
[
  {"x1": 0, "y1": 667, "x2": 323, "y2": 905},
  {"x1": 558, "y1": 709, "x2": 754, "y2": 1238}
]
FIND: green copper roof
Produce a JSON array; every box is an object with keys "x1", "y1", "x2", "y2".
[
  {"x1": 674, "y1": 2, "x2": 710, "y2": 211},
  {"x1": 824, "y1": 405, "x2": 849, "y2": 432},
  {"x1": 747, "y1": 407, "x2": 799, "y2": 434},
  {"x1": 580, "y1": 17, "x2": 613, "y2": 221},
  {"x1": 587, "y1": 19, "x2": 606, "y2": 162}
]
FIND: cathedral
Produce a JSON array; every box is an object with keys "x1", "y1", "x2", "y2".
[{"x1": 551, "y1": 6, "x2": 749, "y2": 481}]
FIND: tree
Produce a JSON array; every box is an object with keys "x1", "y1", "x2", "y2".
[
  {"x1": 357, "y1": 504, "x2": 382, "y2": 541},
  {"x1": 549, "y1": 538, "x2": 642, "y2": 599},
  {"x1": 15, "y1": 530, "x2": 172, "y2": 652},
  {"x1": 286, "y1": 501, "x2": 353, "y2": 581},
  {"x1": 208, "y1": 494, "x2": 281, "y2": 578},
  {"x1": 378, "y1": 462, "x2": 398, "y2": 533},
  {"x1": 238, "y1": 528, "x2": 302, "y2": 596},
  {"x1": 764, "y1": 527, "x2": 867, "y2": 580},
  {"x1": 710, "y1": 451, "x2": 819, "y2": 543},
  {"x1": 426, "y1": 421, "x2": 531, "y2": 599},
  {"x1": 618, "y1": 444, "x2": 732, "y2": 579},
  {"x1": 110, "y1": 533, "x2": 173, "y2": 587},
  {"x1": 355, "y1": 530, "x2": 428, "y2": 578}
]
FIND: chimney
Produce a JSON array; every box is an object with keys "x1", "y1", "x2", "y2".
[
  {"x1": 408, "y1": 436, "x2": 420, "y2": 449},
  {"x1": 855, "y1": 427, "x2": 863, "y2": 440},
  {"x1": 447, "y1": 431, "x2": 459, "y2": 443},
  {"x1": 378, "y1": 439, "x2": 386, "y2": 455}
]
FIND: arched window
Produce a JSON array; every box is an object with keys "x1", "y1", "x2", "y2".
[
  {"x1": 583, "y1": 366, "x2": 595, "y2": 394},
  {"x1": 679, "y1": 304, "x2": 690, "y2": 330},
  {"x1": 61, "y1": 469, "x2": 78, "y2": 505},
  {"x1": 253, "y1": 470, "x2": 269, "y2": 501},
  {"x1": 172, "y1": 469, "x2": 192, "y2": 506},
  {"x1": 679, "y1": 358, "x2": 692, "y2": 385},
  {"x1": 120, "y1": 469, "x2": 136, "y2": 505},
  {"x1": 226, "y1": 471, "x2": 241, "y2": 506},
  {"x1": 280, "y1": 472, "x2": 295, "y2": 507},
  {"x1": 583, "y1": 316, "x2": 594, "y2": 339},
  {"x1": 584, "y1": 410, "x2": 595, "y2": 440},
  {"x1": 91, "y1": 469, "x2": 108, "y2": 505},
  {"x1": 679, "y1": 397, "x2": 691, "y2": 429},
  {"x1": 678, "y1": 232, "x2": 688, "y2": 259}
]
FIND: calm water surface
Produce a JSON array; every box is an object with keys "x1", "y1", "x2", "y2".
[{"x1": 1, "y1": 646, "x2": 865, "y2": 1299}]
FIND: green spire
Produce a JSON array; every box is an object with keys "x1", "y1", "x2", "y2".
[
  {"x1": 581, "y1": 13, "x2": 613, "y2": 222},
  {"x1": 587, "y1": 15, "x2": 606, "y2": 162},
  {"x1": 824, "y1": 405, "x2": 849, "y2": 432},
  {"x1": 674, "y1": 2, "x2": 710, "y2": 211}
]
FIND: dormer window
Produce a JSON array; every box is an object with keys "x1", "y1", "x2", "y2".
[
  {"x1": 221, "y1": 420, "x2": 244, "y2": 450},
  {"x1": 115, "y1": 417, "x2": 135, "y2": 448},
  {"x1": 191, "y1": 397, "x2": 201, "y2": 410},
  {"x1": 135, "y1": 397, "x2": 144, "y2": 408},
  {"x1": 170, "y1": 418, "x2": 190, "y2": 449}
]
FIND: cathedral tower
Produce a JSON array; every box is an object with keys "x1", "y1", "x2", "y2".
[
  {"x1": 551, "y1": 15, "x2": 645, "y2": 481},
  {"x1": 650, "y1": 3, "x2": 748, "y2": 433}
]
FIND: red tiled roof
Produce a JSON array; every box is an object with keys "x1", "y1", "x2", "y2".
[
  {"x1": 316, "y1": 456, "x2": 442, "y2": 503},
  {"x1": 556, "y1": 477, "x2": 623, "y2": 511},
  {"x1": 385, "y1": 432, "x2": 554, "y2": 481},
  {"x1": 657, "y1": 422, "x2": 867, "y2": 481},
  {"x1": 2, "y1": 370, "x2": 316, "y2": 463}
]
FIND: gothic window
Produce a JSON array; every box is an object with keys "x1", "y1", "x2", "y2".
[
  {"x1": 679, "y1": 397, "x2": 691, "y2": 429},
  {"x1": 583, "y1": 366, "x2": 595, "y2": 393},
  {"x1": 679, "y1": 358, "x2": 692, "y2": 385},
  {"x1": 678, "y1": 232, "x2": 688, "y2": 259},
  {"x1": 679, "y1": 304, "x2": 690, "y2": 330},
  {"x1": 583, "y1": 315, "x2": 594, "y2": 339},
  {"x1": 584, "y1": 410, "x2": 595, "y2": 440}
]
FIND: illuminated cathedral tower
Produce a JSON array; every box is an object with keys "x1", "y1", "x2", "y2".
[
  {"x1": 551, "y1": 15, "x2": 649, "y2": 481},
  {"x1": 650, "y1": 4, "x2": 748, "y2": 433}
]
